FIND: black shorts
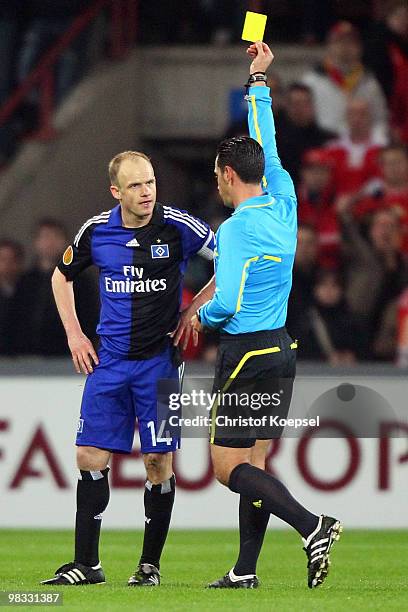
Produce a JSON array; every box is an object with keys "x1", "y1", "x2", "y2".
[{"x1": 210, "y1": 327, "x2": 296, "y2": 448}]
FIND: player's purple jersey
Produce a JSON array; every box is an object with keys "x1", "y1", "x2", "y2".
[{"x1": 58, "y1": 202, "x2": 214, "y2": 359}]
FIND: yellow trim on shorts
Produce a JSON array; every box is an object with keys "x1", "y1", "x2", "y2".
[{"x1": 209, "y1": 341, "x2": 298, "y2": 444}]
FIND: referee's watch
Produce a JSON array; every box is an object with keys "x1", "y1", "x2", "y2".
[{"x1": 196, "y1": 309, "x2": 202, "y2": 324}]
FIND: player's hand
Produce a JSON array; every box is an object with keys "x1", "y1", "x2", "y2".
[
  {"x1": 191, "y1": 314, "x2": 203, "y2": 347},
  {"x1": 171, "y1": 306, "x2": 196, "y2": 350},
  {"x1": 67, "y1": 332, "x2": 99, "y2": 375},
  {"x1": 247, "y1": 41, "x2": 274, "y2": 73}
]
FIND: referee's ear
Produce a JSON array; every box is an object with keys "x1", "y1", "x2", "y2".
[{"x1": 223, "y1": 165, "x2": 235, "y2": 185}]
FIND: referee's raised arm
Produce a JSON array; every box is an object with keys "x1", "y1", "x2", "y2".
[{"x1": 246, "y1": 42, "x2": 296, "y2": 200}]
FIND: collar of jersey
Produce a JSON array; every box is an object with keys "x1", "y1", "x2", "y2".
[
  {"x1": 108, "y1": 203, "x2": 164, "y2": 227},
  {"x1": 233, "y1": 192, "x2": 274, "y2": 215}
]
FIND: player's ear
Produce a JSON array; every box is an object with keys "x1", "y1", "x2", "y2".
[{"x1": 110, "y1": 184, "x2": 121, "y2": 200}]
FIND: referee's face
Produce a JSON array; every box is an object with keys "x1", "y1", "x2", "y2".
[
  {"x1": 215, "y1": 159, "x2": 233, "y2": 208},
  {"x1": 111, "y1": 158, "x2": 156, "y2": 220}
]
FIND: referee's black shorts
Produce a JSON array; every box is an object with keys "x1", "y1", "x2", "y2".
[{"x1": 210, "y1": 327, "x2": 296, "y2": 448}]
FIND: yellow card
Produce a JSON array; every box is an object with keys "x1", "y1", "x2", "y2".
[{"x1": 241, "y1": 11, "x2": 267, "y2": 42}]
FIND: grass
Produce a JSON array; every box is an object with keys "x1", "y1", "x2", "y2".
[{"x1": 0, "y1": 530, "x2": 407, "y2": 611}]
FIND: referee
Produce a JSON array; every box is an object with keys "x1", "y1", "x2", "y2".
[
  {"x1": 41, "y1": 151, "x2": 215, "y2": 586},
  {"x1": 192, "y1": 43, "x2": 342, "y2": 589}
]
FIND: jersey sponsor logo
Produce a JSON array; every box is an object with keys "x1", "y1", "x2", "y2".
[
  {"x1": 151, "y1": 244, "x2": 169, "y2": 259},
  {"x1": 126, "y1": 238, "x2": 140, "y2": 247},
  {"x1": 105, "y1": 276, "x2": 167, "y2": 293},
  {"x1": 63, "y1": 245, "x2": 73, "y2": 265}
]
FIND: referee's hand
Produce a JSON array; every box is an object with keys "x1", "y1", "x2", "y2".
[
  {"x1": 171, "y1": 306, "x2": 197, "y2": 350},
  {"x1": 191, "y1": 314, "x2": 203, "y2": 347},
  {"x1": 247, "y1": 41, "x2": 274, "y2": 73},
  {"x1": 68, "y1": 332, "x2": 99, "y2": 375}
]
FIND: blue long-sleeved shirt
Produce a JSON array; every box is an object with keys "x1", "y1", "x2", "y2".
[{"x1": 199, "y1": 86, "x2": 297, "y2": 333}]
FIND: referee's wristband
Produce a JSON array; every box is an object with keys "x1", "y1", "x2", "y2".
[{"x1": 245, "y1": 72, "x2": 267, "y2": 92}]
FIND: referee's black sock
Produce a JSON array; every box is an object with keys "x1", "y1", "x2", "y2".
[
  {"x1": 139, "y1": 474, "x2": 175, "y2": 570},
  {"x1": 229, "y1": 464, "x2": 318, "y2": 538},
  {"x1": 74, "y1": 467, "x2": 110, "y2": 567},
  {"x1": 233, "y1": 495, "x2": 270, "y2": 576}
]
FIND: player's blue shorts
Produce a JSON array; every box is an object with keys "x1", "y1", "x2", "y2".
[{"x1": 76, "y1": 345, "x2": 181, "y2": 454}]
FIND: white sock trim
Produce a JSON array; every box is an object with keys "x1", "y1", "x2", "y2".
[
  {"x1": 302, "y1": 514, "x2": 323, "y2": 548},
  {"x1": 229, "y1": 568, "x2": 256, "y2": 582}
]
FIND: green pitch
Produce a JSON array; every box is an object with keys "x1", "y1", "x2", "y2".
[{"x1": 0, "y1": 530, "x2": 407, "y2": 611}]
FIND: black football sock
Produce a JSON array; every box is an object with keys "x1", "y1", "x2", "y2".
[
  {"x1": 74, "y1": 467, "x2": 110, "y2": 567},
  {"x1": 233, "y1": 495, "x2": 270, "y2": 576},
  {"x1": 229, "y1": 464, "x2": 318, "y2": 538},
  {"x1": 139, "y1": 474, "x2": 175, "y2": 570}
]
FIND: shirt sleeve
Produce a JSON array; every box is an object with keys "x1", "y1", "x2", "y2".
[
  {"x1": 247, "y1": 85, "x2": 296, "y2": 200},
  {"x1": 199, "y1": 217, "x2": 254, "y2": 329},
  {"x1": 57, "y1": 225, "x2": 93, "y2": 281},
  {"x1": 179, "y1": 212, "x2": 215, "y2": 260}
]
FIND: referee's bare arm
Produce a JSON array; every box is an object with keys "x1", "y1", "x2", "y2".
[{"x1": 52, "y1": 268, "x2": 99, "y2": 375}]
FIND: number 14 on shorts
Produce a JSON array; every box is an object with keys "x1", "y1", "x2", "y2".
[{"x1": 147, "y1": 420, "x2": 173, "y2": 446}]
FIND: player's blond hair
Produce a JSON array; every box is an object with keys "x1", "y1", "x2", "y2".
[{"x1": 108, "y1": 151, "x2": 152, "y2": 187}]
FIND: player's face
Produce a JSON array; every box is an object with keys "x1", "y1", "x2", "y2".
[
  {"x1": 112, "y1": 158, "x2": 157, "y2": 219},
  {"x1": 214, "y1": 159, "x2": 233, "y2": 208}
]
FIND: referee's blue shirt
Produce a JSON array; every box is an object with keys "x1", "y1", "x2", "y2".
[{"x1": 199, "y1": 86, "x2": 297, "y2": 334}]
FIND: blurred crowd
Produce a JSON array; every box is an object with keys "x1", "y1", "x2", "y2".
[{"x1": 0, "y1": 220, "x2": 98, "y2": 357}]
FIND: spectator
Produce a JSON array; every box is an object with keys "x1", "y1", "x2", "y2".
[
  {"x1": 286, "y1": 224, "x2": 319, "y2": 347},
  {"x1": 364, "y1": 0, "x2": 408, "y2": 143},
  {"x1": 355, "y1": 145, "x2": 408, "y2": 252},
  {"x1": 275, "y1": 83, "x2": 336, "y2": 185},
  {"x1": 0, "y1": 239, "x2": 24, "y2": 354},
  {"x1": 299, "y1": 270, "x2": 360, "y2": 364},
  {"x1": 396, "y1": 286, "x2": 408, "y2": 366},
  {"x1": 297, "y1": 149, "x2": 340, "y2": 268},
  {"x1": 9, "y1": 218, "x2": 99, "y2": 356},
  {"x1": 325, "y1": 98, "x2": 385, "y2": 195},
  {"x1": 303, "y1": 21, "x2": 388, "y2": 140},
  {"x1": 337, "y1": 201, "x2": 407, "y2": 359}
]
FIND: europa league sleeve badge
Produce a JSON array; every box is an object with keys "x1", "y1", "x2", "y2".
[{"x1": 63, "y1": 245, "x2": 74, "y2": 266}]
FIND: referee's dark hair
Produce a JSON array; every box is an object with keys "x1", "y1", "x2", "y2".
[{"x1": 216, "y1": 136, "x2": 265, "y2": 184}]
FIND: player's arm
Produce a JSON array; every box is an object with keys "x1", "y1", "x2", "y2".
[
  {"x1": 246, "y1": 42, "x2": 296, "y2": 199},
  {"x1": 198, "y1": 218, "x2": 252, "y2": 329},
  {"x1": 52, "y1": 269, "x2": 98, "y2": 374},
  {"x1": 54, "y1": 227, "x2": 98, "y2": 375},
  {"x1": 170, "y1": 211, "x2": 216, "y2": 348}
]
